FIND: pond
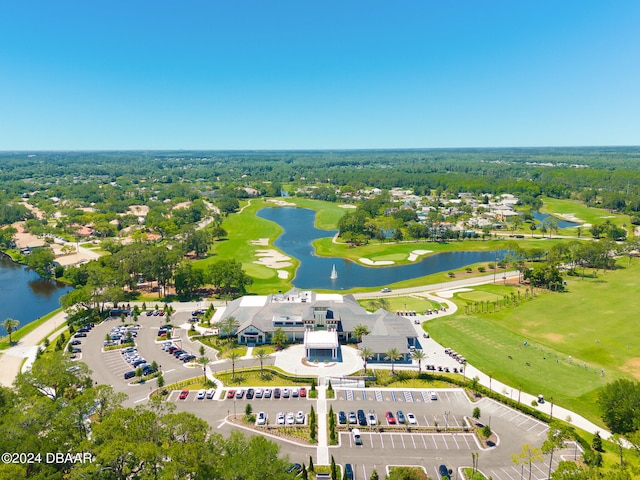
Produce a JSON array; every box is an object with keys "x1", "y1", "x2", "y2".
[
  {"x1": 531, "y1": 211, "x2": 580, "y2": 229},
  {"x1": 0, "y1": 255, "x2": 72, "y2": 335},
  {"x1": 257, "y1": 207, "x2": 506, "y2": 290}
]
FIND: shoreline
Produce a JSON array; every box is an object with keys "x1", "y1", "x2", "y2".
[{"x1": 0, "y1": 308, "x2": 69, "y2": 387}]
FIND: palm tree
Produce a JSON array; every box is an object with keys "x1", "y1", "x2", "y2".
[
  {"x1": 353, "y1": 324, "x2": 370, "y2": 343},
  {"x1": 199, "y1": 355, "x2": 209, "y2": 384},
  {"x1": 375, "y1": 297, "x2": 390, "y2": 311},
  {"x1": 2, "y1": 318, "x2": 20, "y2": 345},
  {"x1": 228, "y1": 351, "x2": 241, "y2": 379},
  {"x1": 410, "y1": 348, "x2": 427, "y2": 374},
  {"x1": 359, "y1": 347, "x2": 374, "y2": 374},
  {"x1": 384, "y1": 347, "x2": 402, "y2": 375},
  {"x1": 271, "y1": 327, "x2": 288, "y2": 350},
  {"x1": 254, "y1": 348, "x2": 269, "y2": 376},
  {"x1": 219, "y1": 316, "x2": 238, "y2": 347}
]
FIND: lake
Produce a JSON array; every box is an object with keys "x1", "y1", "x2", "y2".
[
  {"x1": 531, "y1": 211, "x2": 579, "y2": 229},
  {"x1": 0, "y1": 255, "x2": 72, "y2": 335},
  {"x1": 257, "y1": 207, "x2": 506, "y2": 290}
]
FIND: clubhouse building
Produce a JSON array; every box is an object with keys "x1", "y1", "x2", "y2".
[{"x1": 218, "y1": 289, "x2": 418, "y2": 363}]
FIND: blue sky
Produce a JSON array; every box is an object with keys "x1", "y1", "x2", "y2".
[{"x1": 1, "y1": 1, "x2": 638, "y2": 150}]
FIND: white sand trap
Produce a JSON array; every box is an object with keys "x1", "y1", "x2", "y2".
[
  {"x1": 250, "y1": 238, "x2": 270, "y2": 246},
  {"x1": 254, "y1": 249, "x2": 293, "y2": 269},
  {"x1": 359, "y1": 258, "x2": 395, "y2": 266},
  {"x1": 267, "y1": 199, "x2": 296, "y2": 207},
  {"x1": 437, "y1": 288, "x2": 473, "y2": 298},
  {"x1": 407, "y1": 249, "x2": 433, "y2": 261},
  {"x1": 338, "y1": 204, "x2": 357, "y2": 209},
  {"x1": 277, "y1": 270, "x2": 289, "y2": 279}
]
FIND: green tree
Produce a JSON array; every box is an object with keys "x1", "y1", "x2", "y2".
[
  {"x1": 542, "y1": 422, "x2": 570, "y2": 479},
  {"x1": 512, "y1": 443, "x2": 542, "y2": 480},
  {"x1": 370, "y1": 469, "x2": 380, "y2": 480},
  {"x1": 597, "y1": 379, "x2": 640, "y2": 434},
  {"x1": 472, "y1": 407, "x2": 481, "y2": 420},
  {"x1": 228, "y1": 351, "x2": 241, "y2": 379},
  {"x1": 254, "y1": 348, "x2": 269, "y2": 376},
  {"x1": 26, "y1": 247, "x2": 55, "y2": 278},
  {"x1": 2, "y1": 318, "x2": 20, "y2": 344},
  {"x1": 309, "y1": 405, "x2": 316, "y2": 442},
  {"x1": 219, "y1": 316, "x2": 238, "y2": 347},
  {"x1": 272, "y1": 327, "x2": 288, "y2": 350},
  {"x1": 410, "y1": 348, "x2": 426, "y2": 373},
  {"x1": 359, "y1": 347, "x2": 374, "y2": 374},
  {"x1": 384, "y1": 347, "x2": 403, "y2": 375},
  {"x1": 353, "y1": 324, "x2": 370, "y2": 342}
]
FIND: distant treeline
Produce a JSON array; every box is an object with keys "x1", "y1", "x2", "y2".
[{"x1": 1, "y1": 147, "x2": 640, "y2": 214}]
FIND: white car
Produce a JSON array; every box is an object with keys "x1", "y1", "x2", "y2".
[
  {"x1": 196, "y1": 390, "x2": 206, "y2": 400},
  {"x1": 367, "y1": 413, "x2": 377, "y2": 426},
  {"x1": 292, "y1": 387, "x2": 299, "y2": 397},
  {"x1": 430, "y1": 391, "x2": 437, "y2": 400},
  {"x1": 277, "y1": 412, "x2": 285, "y2": 425},
  {"x1": 256, "y1": 411, "x2": 267, "y2": 426},
  {"x1": 286, "y1": 412, "x2": 295, "y2": 425},
  {"x1": 295, "y1": 411, "x2": 305, "y2": 424},
  {"x1": 407, "y1": 413, "x2": 417, "y2": 425},
  {"x1": 264, "y1": 388, "x2": 272, "y2": 398},
  {"x1": 254, "y1": 388, "x2": 264, "y2": 398}
]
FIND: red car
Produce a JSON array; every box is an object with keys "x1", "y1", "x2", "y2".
[
  {"x1": 179, "y1": 390, "x2": 189, "y2": 400},
  {"x1": 385, "y1": 411, "x2": 396, "y2": 424},
  {"x1": 299, "y1": 387, "x2": 307, "y2": 398},
  {"x1": 226, "y1": 390, "x2": 236, "y2": 399}
]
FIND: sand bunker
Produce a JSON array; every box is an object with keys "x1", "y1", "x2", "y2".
[
  {"x1": 437, "y1": 288, "x2": 473, "y2": 298},
  {"x1": 277, "y1": 270, "x2": 289, "y2": 279},
  {"x1": 407, "y1": 249, "x2": 432, "y2": 261},
  {"x1": 254, "y1": 249, "x2": 293, "y2": 269},
  {"x1": 267, "y1": 199, "x2": 296, "y2": 207},
  {"x1": 250, "y1": 238, "x2": 270, "y2": 246},
  {"x1": 359, "y1": 258, "x2": 395, "y2": 266},
  {"x1": 338, "y1": 204, "x2": 357, "y2": 209}
]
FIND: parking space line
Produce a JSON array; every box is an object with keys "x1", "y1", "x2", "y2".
[
  {"x1": 362, "y1": 390, "x2": 367, "y2": 401},
  {"x1": 410, "y1": 435, "x2": 416, "y2": 449},
  {"x1": 516, "y1": 417, "x2": 531, "y2": 427},
  {"x1": 346, "y1": 390, "x2": 353, "y2": 401},
  {"x1": 400, "y1": 434, "x2": 406, "y2": 449},
  {"x1": 389, "y1": 434, "x2": 395, "y2": 448},
  {"x1": 531, "y1": 461, "x2": 547, "y2": 477},
  {"x1": 422, "y1": 414, "x2": 429, "y2": 426},
  {"x1": 421, "y1": 434, "x2": 428, "y2": 449},
  {"x1": 462, "y1": 435, "x2": 471, "y2": 449},
  {"x1": 451, "y1": 434, "x2": 459, "y2": 449},
  {"x1": 391, "y1": 391, "x2": 396, "y2": 401},
  {"x1": 451, "y1": 415, "x2": 460, "y2": 427},
  {"x1": 442, "y1": 435, "x2": 450, "y2": 450},
  {"x1": 378, "y1": 432, "x2": 384, "y2": 448},
  {"x1": 430, "y1": 435, "x2": 438, "y2": 449},
  {"x1": 375, "y1": 390, "x2": 383, "y2": 401}
]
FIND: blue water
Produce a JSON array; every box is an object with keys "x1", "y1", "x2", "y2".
[
  {"x1": 0, "y1": 255, "x2": 72, "y2": 335},
  {"x1": 257, "y1": 207, "x2": 506, "y2": 290},
  {"x1": 531, "y1": 211, "x2": 579, "y2": 229}
]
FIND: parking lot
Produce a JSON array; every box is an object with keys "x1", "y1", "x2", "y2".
[{"x1": 77, "y1": 316, "x2": 573, "y2": 477}]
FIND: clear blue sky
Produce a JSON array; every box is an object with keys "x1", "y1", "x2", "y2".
[{"x1": 1, "y1": 1, "x2": 638, "y2": 150}]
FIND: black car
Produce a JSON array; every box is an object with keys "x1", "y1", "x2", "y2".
[
  {"x1": 344, "y1": 464, "x2": 354, "y2": 480},
  {"x1": 74, "y1": 332, "x2": 87, "y2": 338},
  {"x1": 124, "y1": 371, "x2": 136, "y2": 380},
  {"x1": 142, "y1": 366, "x2": 156, "y2": 375},
  {"x1": 182, "y1": 354, "x2": 196, "y2": 362},
  {"x1": 357, "y1": 409, "x2": 367, "y2": 426},
  {"x1": 285, "y1": 463, "x2": 302, "y2": 474},
  {"x1": 173, "y1": 350, "x2": 186, "y2": 358},
  {"x1": 338, "y1": 411, "x2": 347, "y2": 424},
  {"x1": 246, "y1": 388, "x2": 254, "y2": 399},
  {"x1": 70, "y1": 340, "x2": 82, "y2": 346},
  {"x1": 439, "y1": 464, "x2": 451, "y2": 479}
]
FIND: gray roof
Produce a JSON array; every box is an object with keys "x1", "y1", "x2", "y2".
[
  {"x1": 221, "y1": 290, "x2": 416, "y2": 342},
  {"x1": 358, "y1": 335, "x2": 408, "y2": 354}
]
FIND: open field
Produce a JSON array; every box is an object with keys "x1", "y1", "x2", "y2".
[{"x1": 425, "y1": 259, "x2": 640, "y2": 426}]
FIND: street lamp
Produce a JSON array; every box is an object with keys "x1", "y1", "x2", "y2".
[{"x1": 550, "y1": 397, "x2": 554, "y2": 420}]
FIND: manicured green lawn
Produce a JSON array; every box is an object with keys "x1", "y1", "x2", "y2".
[
  {"x1": 425, "y1": 259, "x2": 640, "y2": 426},
  {"x1": 359, "y1": 295, "x2": 442, "y2": 313},
  {"x1": 540, "y1": 197, "x2": 632, "y2": 233},
  {"x1": 0, "y1": 308, "x2": 63, "y2": 350}
]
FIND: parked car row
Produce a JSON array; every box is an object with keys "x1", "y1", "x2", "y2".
[
  {"x1": 339, "y1": 409, "x2": 418, "y2": 427},
  {"x1": 145, "y1": 310, "x2": 166, "y2": 316},
  {"x1": 274, "y1": 410, "x2": 306, "y2": 425},
  {"x1": 158, "y1": 324, "x2": 173, "y2": 338},
  {"x1": 160, "y1": 341, "x2": 196, "y2": 362},
  {"x1": 121, "y1": 346, "x2": 157, "y2": 379},
  {"x1": 104, "y1": 325, "x2": 139, "y2": 347},
  {"x1": 224, "y1": 387, "x2": 307, "y2": 400}
]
